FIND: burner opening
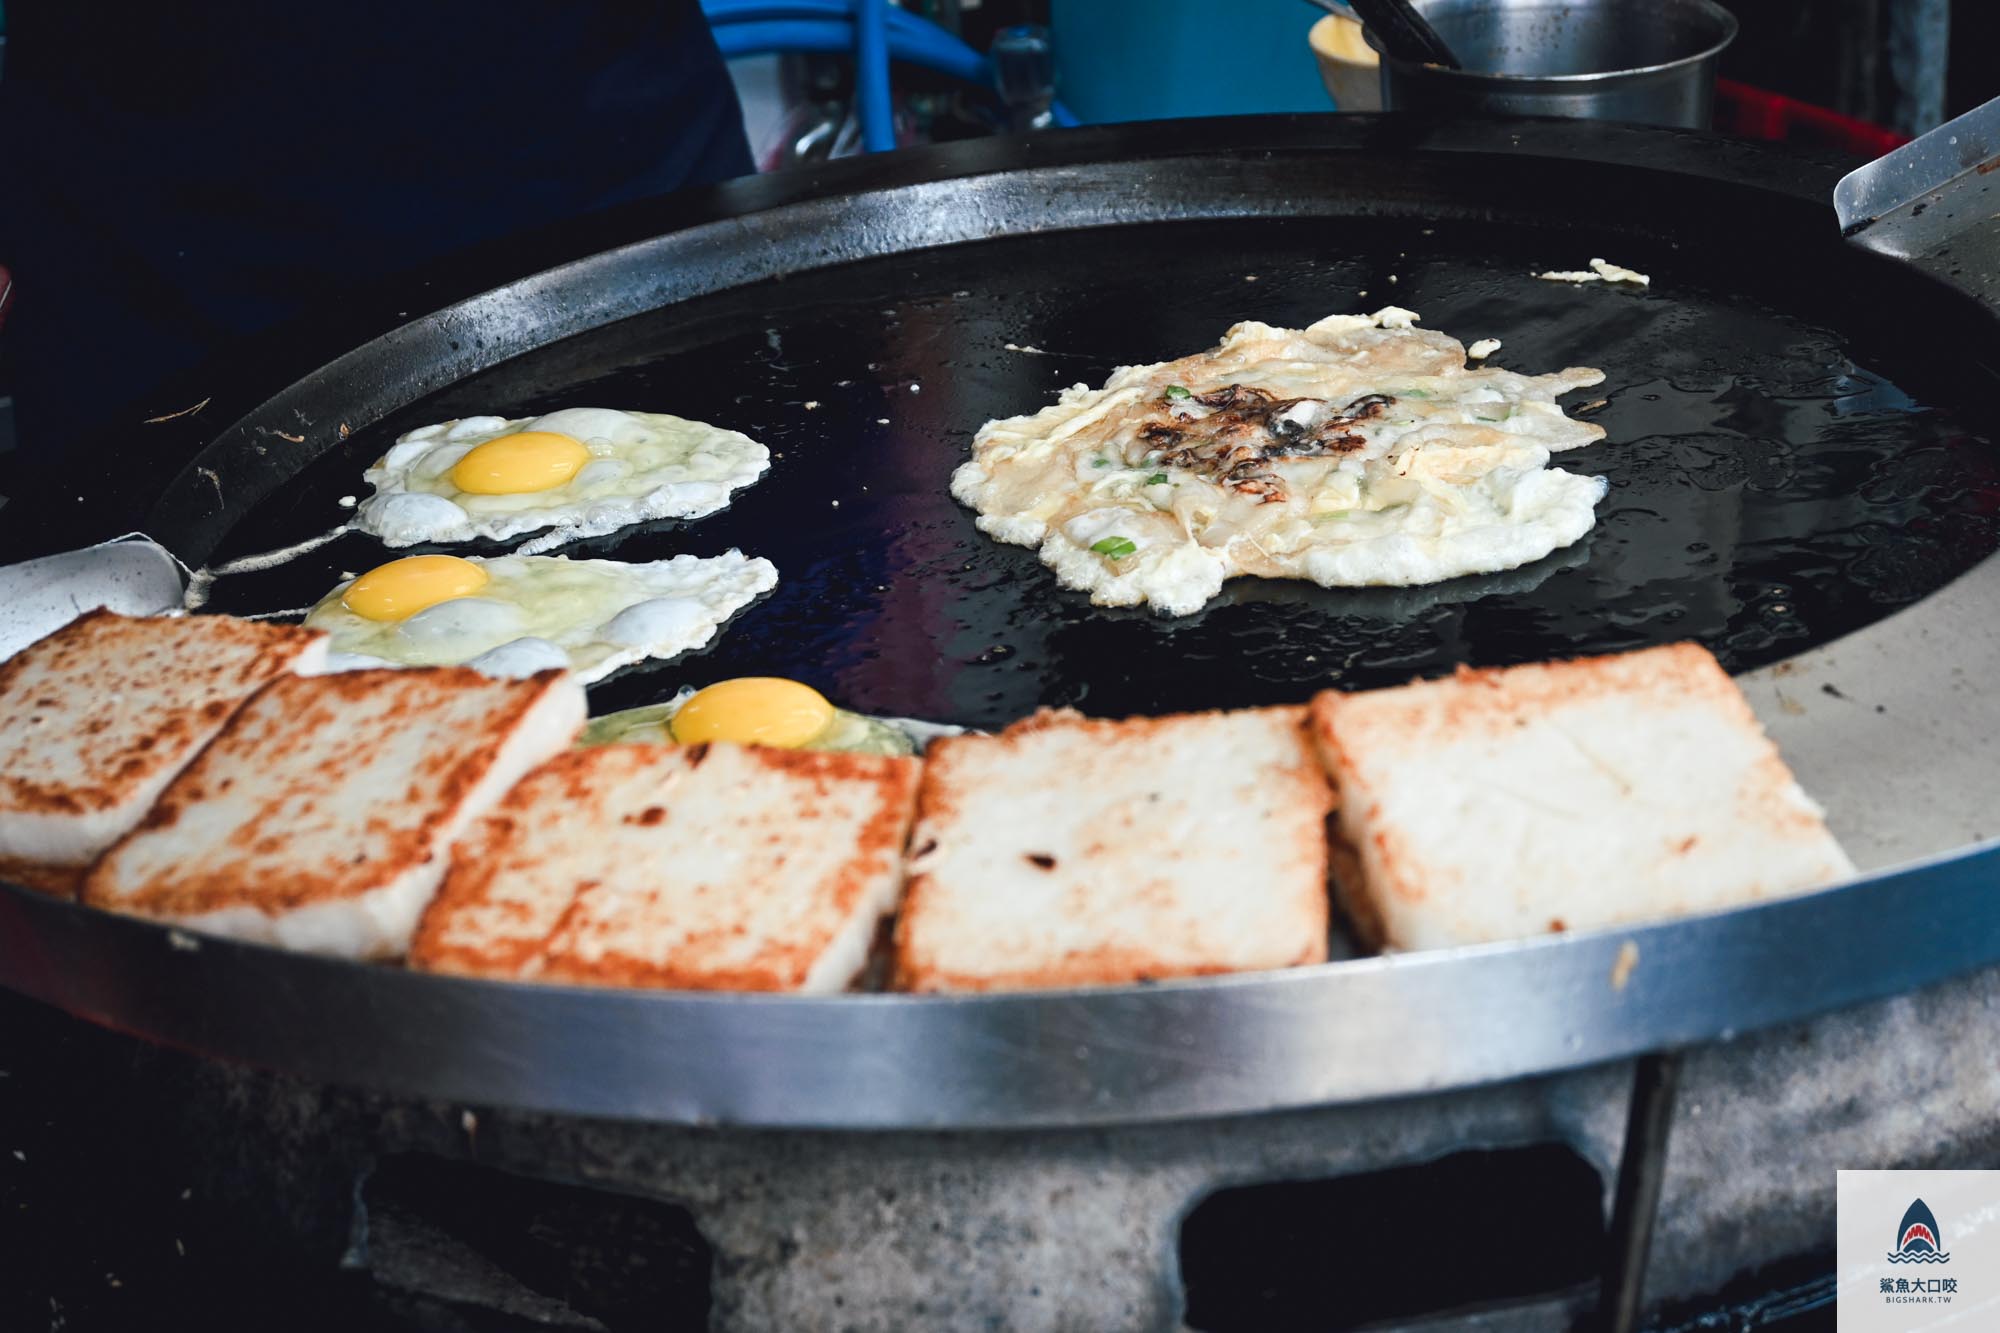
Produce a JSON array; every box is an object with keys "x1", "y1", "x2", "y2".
[
  {"x1": 1177, "y1": 1143, "x2": 1605, "y2": 1330},
  {"x1": 354, "y1": 1153, "x2": 711, "y2": 1331}
]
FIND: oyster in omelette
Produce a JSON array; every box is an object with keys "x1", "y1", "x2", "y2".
[{"x1": 952, "y1": 308, "x2": 1609, "y2": 616}]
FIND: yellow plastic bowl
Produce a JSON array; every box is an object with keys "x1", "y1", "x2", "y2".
[{"x1": 1308, "y1": 14, "x2": 1382, "y2": 112}]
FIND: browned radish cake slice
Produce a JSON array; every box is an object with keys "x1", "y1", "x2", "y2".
[
  {"x1": 410, "y1": 741, "x2": 921, "y2": 992},
  {"x1": 892, "y1": 707, "x2": 1332, "y2": 991},
  {"x1": 80, "y1": 667, "x2": 584, "y2": 958},
  {"x1": 0, "y1": 610, "x2": 328, "y2": 896},
  {"x1": 1308, "y1": 643, "x2": 1856, "y2": 951}
]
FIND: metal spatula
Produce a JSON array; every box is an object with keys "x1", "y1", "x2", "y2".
[
  {"x1": 1836, "y1": 94, "x2": 2000, "y2": 308},
  {"x1": 0, "y1": 537, "x2": 185, "y2": 662}
]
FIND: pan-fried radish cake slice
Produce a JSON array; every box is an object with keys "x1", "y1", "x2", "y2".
[
  {"x1": 0, "y1": 611, "x2": 328, "y2": 897},
  {"x1": 80, "y1": 667, "x2": 584, "y2": 959},
  {"x1": 892, "y1": 707, "x2": 1332, "y2": 991},
  {"x1": 1308, "y1": 643, "x2": 1856, "y2": 951},
  {"x1": 410, "y1": 742, "x2": 921, "y2": 992},
  {"x1": 954, "y1": 308, "x2": 1608, "y2": 615},
  {"x1": 303, "y1": 550, "x2": 777, "y2": 684},
  {"x1": 355, "y1": 408, "x2": 770, "y2": 553}
]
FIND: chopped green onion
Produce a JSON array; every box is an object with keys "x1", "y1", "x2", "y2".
[
  {"x1": 1145, "y1": 473, "x2": 1169, "y2": 485},
  {"x1": 1090, "y1": 456, "x2": 1112, "y2": 468},
  {"x1": 1091, "y1": 536, "x2": 1138, "y2": 559},
  {"x1": 1312, "y1": 510, "x2": 1355, "y2": 523},
  {"x1": 1164, "y1": 385, "x2": 1191, "y2": 400},
  {"x1": 1398, "y1": 387, "x2": 1433, "y2": 398}
]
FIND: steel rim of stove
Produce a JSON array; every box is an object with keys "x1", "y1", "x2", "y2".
[{"x1": 3, "y1": 832, "x2": 1998, "y2": 1131}]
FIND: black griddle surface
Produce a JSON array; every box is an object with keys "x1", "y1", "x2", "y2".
[{"x1": 196, "y1": 212, "x2": 2000, "y2": 729}]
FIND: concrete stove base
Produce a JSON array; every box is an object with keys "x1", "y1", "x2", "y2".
[{"x1": 5, "y1": 960, "x2": 1995, "y2": 1330}]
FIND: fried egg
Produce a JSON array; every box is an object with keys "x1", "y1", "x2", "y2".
[
  {"x1": 580, "y1": 678, "x2": 949, "y2": 756},
  {"x1": 953, "y1": 308, "x2": 1609, "y2": 616},
  {"x1": 354, "y1": 408, "x2": 770, "y2": 552},
  {"x1": 303, "y1": 551, "x2": 778, "y2": 684}
]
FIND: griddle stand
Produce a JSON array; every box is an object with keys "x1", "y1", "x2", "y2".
[{"x1": 1599, "y1": 1053, "x2": 1683, "y2": 1333}]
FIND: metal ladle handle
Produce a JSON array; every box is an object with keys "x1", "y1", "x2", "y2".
[{"x1": 1342, "y1": 0, "x2": 1461, "y2": 69}]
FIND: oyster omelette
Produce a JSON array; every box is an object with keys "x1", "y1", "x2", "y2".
[{"x1": 952, "y1": 309, "x2": 1609, "y2": 616}]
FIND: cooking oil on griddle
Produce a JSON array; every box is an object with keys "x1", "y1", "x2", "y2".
[{"x1": 198, "y1": 217, "x2": 2000, "y2": 729}]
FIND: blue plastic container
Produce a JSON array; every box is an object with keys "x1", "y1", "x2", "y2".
[{"x1": 1051, "y1": 0, "x2": 1330, "y2": 123}]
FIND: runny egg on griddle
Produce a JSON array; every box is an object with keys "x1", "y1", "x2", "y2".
[
  {"x1": 581, "y1": 678, "x2": 922, "y2": 756},
  {"x1": 302, "y1": 551, "x2": 778, "y2": 685},
  {"x1": 354, "y1": 407, "x2": 770, "y2": 553}
]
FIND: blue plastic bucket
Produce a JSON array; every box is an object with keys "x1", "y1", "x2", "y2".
[{"x1": 1051, "y1": 1, "x2": 1331, "y2": 123}]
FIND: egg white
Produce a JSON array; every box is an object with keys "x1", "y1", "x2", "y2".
[
  {"x1": 952, "y1": 308, "x2": 1610, "y2": 617},
  {"x1": 303, "y1": 551, "x2": 779, "y2": 684},
  {"x1": 354, "y1": 408, "x2": 770, "y2": 552}
]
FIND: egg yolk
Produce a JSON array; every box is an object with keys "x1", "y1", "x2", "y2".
[
  {"x1": 448, "y1": 431, "x2": 591, "y2": 495},
  {"x1": 669, "y1": 677, "x2": 835, "y2": 749},
  {"x1": 342, "y1": 555, "x2": 490, "y2": 622}
]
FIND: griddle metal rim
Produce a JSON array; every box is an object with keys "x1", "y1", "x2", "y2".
[{"x1": 1, "y1": 829, "x2": 1994, "y2": 1129}]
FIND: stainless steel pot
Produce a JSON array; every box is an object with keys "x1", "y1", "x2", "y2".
[{"x1": 1371, "y1": 0, "x2": 1739, "y2": 129}]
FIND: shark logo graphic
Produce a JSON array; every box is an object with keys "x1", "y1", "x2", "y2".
[{"x1": 1888, "y1": 1198, "x2": 1951, "y2": 1264}]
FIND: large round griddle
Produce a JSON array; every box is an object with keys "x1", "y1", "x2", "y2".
[
  {"x1": 170, "y1": 125, "x2": 2000, "y2": 720},
  {"x1": 4, "y1": 116, "x2": 2000, "y2": 1128}
]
